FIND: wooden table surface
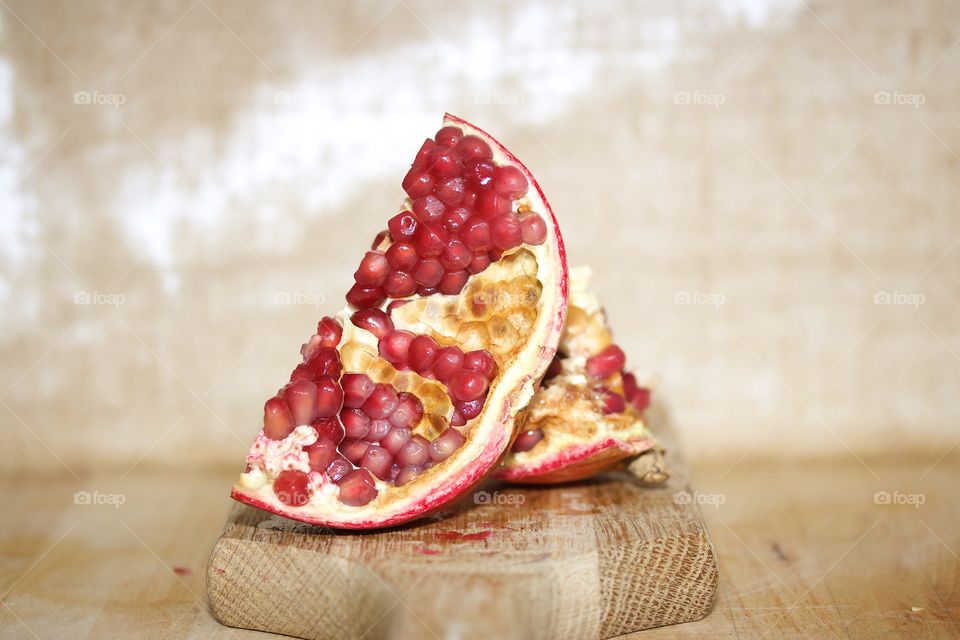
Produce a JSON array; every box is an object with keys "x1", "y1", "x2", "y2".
[{"x1": 1, "y1": 453, "x2": 957, "y2": 639}]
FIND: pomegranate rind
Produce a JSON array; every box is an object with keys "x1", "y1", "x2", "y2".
[
  {"x1": 231, "y1": 114, "x2": 568, "y2": 529},
  {"x1": 495, "y1": 266, "x2": 661, "y2": 484}
]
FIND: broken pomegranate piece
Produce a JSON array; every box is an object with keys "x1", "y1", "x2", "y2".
[
  {"x1": 232, "y1": 114, "x2": 568, "y2": 528},
  {"x1": 496, "y1": 266, "x2": 666, "y2": 484}
]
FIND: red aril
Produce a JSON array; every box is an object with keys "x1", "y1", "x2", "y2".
[
  {"x1": 408, "y1": 335, "x2": 439, "y2": 373},
  {"x1": 461, "y1": 219, "x2": 491, "y2": 252},
  {"x1": 432, "y1": 346, "x2": 464, "y2": 382},
  {"x1": 341, "y1": 373, "x2": 375, "y2": 408},
  {"x1": 361, "y1": 445, "x2": 393, "y2": 480},
  {"x1": 412, "y1": 195, "x2": 445, "y2": 222},
  {"x1": 378, "y1": 330, "x2": 414, "y2": 365},
  {"x1": 413, "y1": 259, "x2": 444, "y2": 288},
  {"x1": 283, "y1": 381, "x2": 317, "y2": 426},
  {"x1": 386, "y1": 242, "x2": 418, "y2": 272},
  {"x1": 586, "y1": 345, "x2": 626, "y2": 379},
  {"x1": 312, "y1": 416, "x2": 344, "y2": 444},
  {"x1": 383, "y1": 271, "x2": 416, "y2": 298},
  {"x1": 305, "y1": 438, "x2": 337, "y2": 471},
  {"x1": 354, "y1": 251, "x2": 389, "y2": 287},
  {"x1": 263, "y1": 396, "x2": 295, "y2": 440},
  {"x1": 341, "y1": 408, "x2": 371, "y2": 440},
  {"x1": 388, "y1": 211, "x2": 418, "y2": 240},
  {"x1": 273, "y1": 470, "x2": 310, "y2": 506},
  {"x1": 362, "y1": 384, "x2": 399, "y2": 420},
  {"x1": 338, "y1": 469, "x2": 378, "y2": 506},
  {"x1": 314, "y1": 376, "x2": 344, "y2": 417},
  {"x1": 402, "y1": 167, "x2": 433, "y2": 198},
  {"x1": 350, "y1": 308, "x2": 394, "y2": 338},
  {"x1": 429, "y1": 428, "x2": 466, "y2": 462}
]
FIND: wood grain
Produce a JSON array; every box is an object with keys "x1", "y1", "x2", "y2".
[{"x1": 207, "y1": 458, "x2": 718, "y2": 640}]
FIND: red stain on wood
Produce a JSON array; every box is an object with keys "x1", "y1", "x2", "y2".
[
  {"x1": 173, "y1": 566, "x2": 192, "y2": 576},
  {"x1": 434, "y1": 530, "x2": 492, "y2": 543}
]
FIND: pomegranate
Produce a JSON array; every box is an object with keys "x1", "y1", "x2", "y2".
[
  {"x1": 232, "y1": 114, "x2": 568, "y2": 528},
  {"x1": 496, "y1": 266, "x2": 665, "y2": 484}
]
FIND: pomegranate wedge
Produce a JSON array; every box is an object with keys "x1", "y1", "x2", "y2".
[
  {"x1": 232, "y1": 114, "x2": 568, "y2": 528},
  {"x1": 496, "y1": 266, "x2": 666, "y2": 484}
]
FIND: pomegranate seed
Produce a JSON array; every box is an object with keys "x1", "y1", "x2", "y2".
[
  {"x1": 408, "y1": 335, "x2": 439, "y2": 373},
  {"x1": 629, "y1": 387, "x2": 651, "y2": 412},
  {"x1": 382, "y1": 427, "x2": 412, "y2": 454},
  {"x1": 394, "y1": 465, "x2": 421, "y2": 486},
  {"x1": 443, "y1": 207, "x2": 472, "y2": 234},
  {"x1": 402, "y1": 167, "x2": 434, "y2": 198},
  {"x1": 340, "y1": 439, "x2": 370, "y2": 465},
  {"x1": 428, "y1": 148, "x2": 461, "y2": 177},
  {"x1": 346, "y1": 284, "x2": 385, "y2": 309},
  {"x1": 305, "y1": 346, "x2": 342, "y2": 379},
  {"x1": 290, "y1": 364, "x2": 311, "y2": 382},
  {"x1": 396, "y1": 434, "x2": 430, "y2": 467},
  {"x1": 316, "y1": 317, "x2": 342, "y2": 347},
  {"x1": 379, "y1": 329, "x2": 415, "y2": 365},
  {"x1": 456, "y1": 135, "x2": 492, "y2": 160},
  {"x1": 460, "y1": 219, "x2": 491, "y2": 252},
  {"x1": 586, "y1": 345, "x2": 626, "y2": 379},
  {"x1": 326, "y1": 456, "x2": 352, "y2": 483},
  {"x1": 467, "y1": 252, "x2": 491, "y2": 274},
  {"x1": 263, "y1": 396, "x2": 295, "y2": 440},
  {"x1": 493, "y1": 165, "x2": 528, "y2": 199},
  {"x1": 476, "y1": 191, "x2": 511, "y2": 218},
  {"x1": 341, "y1": 408, "x2": 371, "y2": 439},
  {"x1": 450, "y1": 410, "x2": 465, "y2": 426},
  {"x1": 368, "y1": 418, "x2": 391, "y2": 442},
  {"x1": 283, "y1": 380, "x2": 318, "y2": 425},
  {"x1": 312, "y1": 416, "x2": 344, "y2": 444},
  {"x1": 304, "y1": 437, "x2": 337, "y2": 471},
  {"x1": 273, "y1": 470, "x2": 310, "y2": 506},
  {"x1": 341, "y1": 373, "x2": 375, "y2": 408},
  {"x1": 434, "y1": 176, "x2": 465, "y2": 206},
  {"x1": 463, "y1": 350, "x2": 497, "y2": 378},
  {"x1": 490, "y1": 215, "x2": 522, "y2": 251},
  {"x1": 449, "y1": 370, "x2": 487, "y2": 402},
  {"x1": 338, "y1": 469, "x2": 378, "y2": 506},
  {"x1": 439, "y1": 270, "x2": 469, "y2": 295},
  {"x1": 412, "y1": 139, "x2": 435, "y2": 167},
  {"x1": 622, "y1": 372, "x2": 638, "y2": 398},
  {"x1": 388, "y1": 212, "x2": 418, "y2": 240},
  {"x1": 362, "y1": 383, "x2": 399, "y2": 419},
  {"x1": 435, "y1": 126, "x2": 463, "y2": 147},
  {"x1": 361, "y1": 445, "x2": 393, "y2": 480},
  {"x1": 413, "y1": 223, "x2": 447, "y2": 258},
  {"x1": 599, "y1": 387, "x2": 626, "y2": 414},
  {"x1": 314, "y1": 376, "x2": 344, "y2": 418},
  {"x1": 412, "y1": 195, "x2": 446, "y2": 222},
  {"x1": 389, "y1": 392, "x2": 424, "y2": 428},
  {"x1": 463, "y1": 157, "x2": 495, "y2": 189},
  {"x1": 432, "y1": 347, "x2": 464, "y2": 382},
  {"x1": 417, "y1": 285, "x2": 439, "y2": 297},
  {"x1": 389, "y1": 463, "x2": 400, "y2": 481},
  {"x1": 386, "y1": 299, "x2": 409, "y2": 314},
  {"x1": 350, "y1": 308, "x2": 394, "y2": 338},
  {"x1": 462, "y1": 189, "x2": 478, "y2": 208},
  {"x1": 429, "y1": 428, "x2": 466, "y2": 462},
  {"x1": 455, "y1": 398, "x2": 484, "y2": 421},
  {"x1": 440, "y1": 240, "x2": 472, "y2": 270},
  {"x1": 383, "y1": 271, "x2": 416, "y2": 298},
  {"x1": 386, "y1": 242, "x2": 419, "y2": 272},
  {"x1": 512, "y1": 429, "x2": 544, "y2": 452},
  {"x1": 413, "y1": 258, "x2": 444, "y2": 287},
  {"x1": 354, "y1": 251, "x2": 389, "y2": 287},
  {"x1": 519, "y1": 212, "x2": 547, "y2": 245}
]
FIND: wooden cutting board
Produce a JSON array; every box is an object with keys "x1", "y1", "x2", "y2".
[{"x1": 206, "y1": 438, "x2": 718, "y2": 640}]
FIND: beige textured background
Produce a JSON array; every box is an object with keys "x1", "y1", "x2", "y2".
[{"x1": 1, "y1": 0, "x2": 958, "y2": 479}]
